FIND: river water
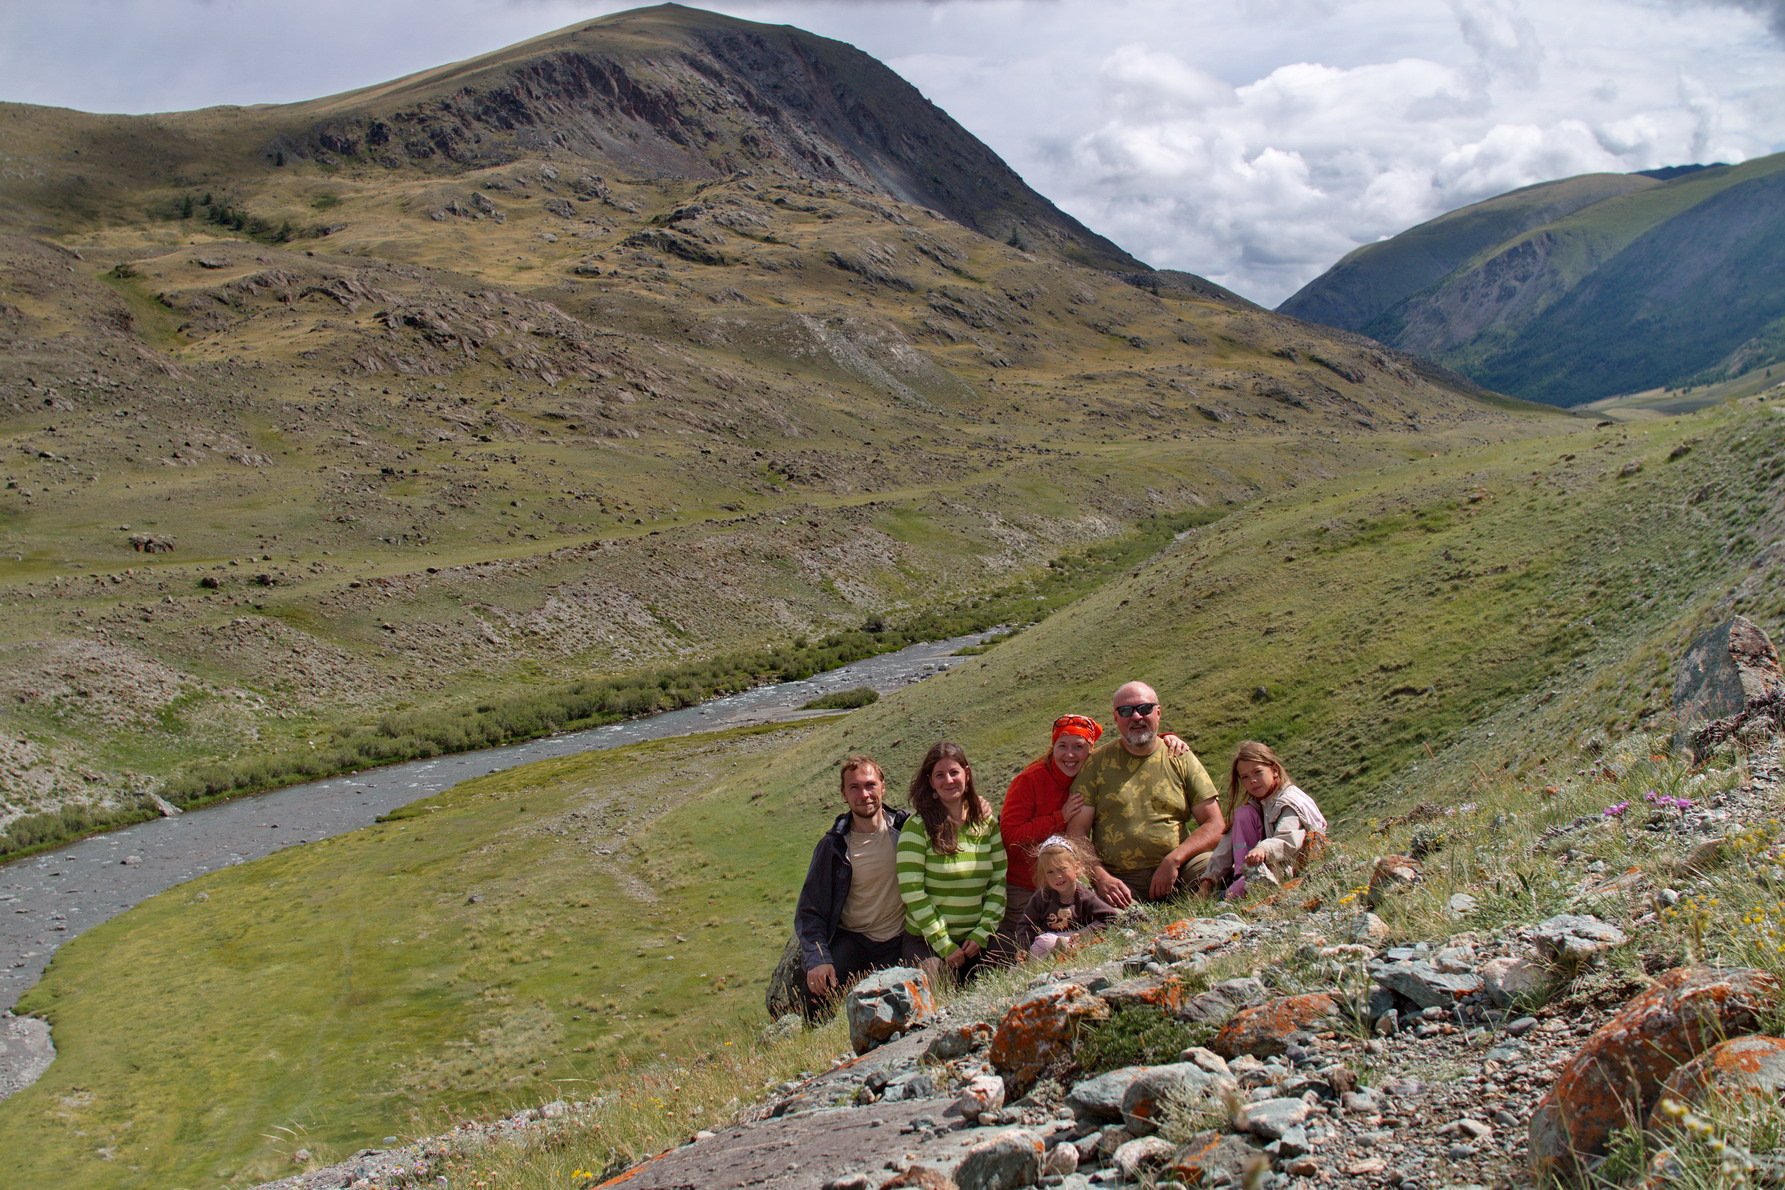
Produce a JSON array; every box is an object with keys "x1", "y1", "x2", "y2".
[{"x1": 0, "y1": 634, "x2": 985, "y2": 1014}]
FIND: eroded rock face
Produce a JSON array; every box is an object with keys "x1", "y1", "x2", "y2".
[
  {"x1": 1529, "y1": 966, "x2": 1780, "y2": 1181},
  {"x1": 988, "y1": 982, "x2": 1110, "y2": 1098},
  {"x1": 1678, "y1": 616, "x2": 1785, "y2": 757}
]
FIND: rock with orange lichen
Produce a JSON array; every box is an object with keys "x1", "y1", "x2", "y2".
[
  {"x1": 1169, "y1": 1128, "x2": 1265, "y2": 1186},
  {"x1": 1529, "y1": 966, "x2": 1779, "y2": 1181},
  {"x1": 846, "y1": 965, "x2": 939, "y2": 1056},
  {"x1": 1209, "y1": 993, "x2": 1340, "y2": 1059},
  {"x1": 1153, "y1": 917, "x2": 1246, "y2": 963},
  {"x1": 1652, "y1": 1034, "x2": 1785, "y2": 1119},
  {"x1": 1098, "y1": 974, "x2": 1193, "y2": 1015},
  {"x1": 988, "y1": 982, "x2": 1110, "y2": 1097}
]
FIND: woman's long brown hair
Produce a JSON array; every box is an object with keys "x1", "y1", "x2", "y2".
[{"x1": 908, "y1": 740, "x2": 990, "y2": 854}]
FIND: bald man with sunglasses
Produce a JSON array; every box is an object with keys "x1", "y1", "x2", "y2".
[{"x1": 1069, "y1": 681, "x2": 1224, "y2": 906}]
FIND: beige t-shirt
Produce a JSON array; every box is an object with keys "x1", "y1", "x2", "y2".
[
  {"x1": 1076, "y1": 741, "x2": 1219, "y2": 873},
  {"x1": 839, "y1": 823, "x2": 904, "y2": 942}
]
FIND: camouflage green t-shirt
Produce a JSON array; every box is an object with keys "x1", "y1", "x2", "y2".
[{"x1": 1075, "y1": 741, "x2": 1219, "y2": 873}]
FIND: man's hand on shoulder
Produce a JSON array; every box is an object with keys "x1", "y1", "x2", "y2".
[{"x1": 806, "y1": 963, "x2": 837, "y2": 996}]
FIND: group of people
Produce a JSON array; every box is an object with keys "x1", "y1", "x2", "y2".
[{"x1": 791, "y1": 680, "x2": 1328, "y2": 1015}]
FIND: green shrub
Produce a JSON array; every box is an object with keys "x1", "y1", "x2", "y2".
[
  {"x1": 799, "y1": 687, "x2": 879, "y2": 711},
  {"x1": 1074, "y1": 1005, "x2": 1213, "y2": 1074}
]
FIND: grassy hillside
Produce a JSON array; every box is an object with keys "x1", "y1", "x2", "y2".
[
  {"x1": 1277, "y1": 172, "x2": 1656, "y2": 330},
  {"x1": 7, "y1": 393, "x2": 1781, "y2": 1188},
  {"x1": 0, "y1": 5, "x2": 1542, "y2": 846},
  {"x1": 1284, "y1": 152, "x2": 1785, "y2": 406}
]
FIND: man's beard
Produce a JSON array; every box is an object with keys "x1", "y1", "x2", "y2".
[{"x1": 1124, "y1": 725, "x2": 1156, "y2": 748}]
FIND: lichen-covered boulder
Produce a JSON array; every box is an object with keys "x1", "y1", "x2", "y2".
[
  {"x1": 1529, "y1": 966, "x2": 1778, "y2": 1181},
  {"x1": 846, "y1": 965, "x2": 938, "y2": 1055},
  {"x1": 988, "y1": 982, "x2": 1110, "y2": 1097},
  {"x1": 1653, "y1": 1034, "x2": 1785, "y2": 1118},
  {"x1": 1210, "y1": 993, "x2": 1339, "y2": 1059}
]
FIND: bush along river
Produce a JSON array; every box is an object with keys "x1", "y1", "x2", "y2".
[{"x1": 0, "y1": 634, "x2": 990, "y2": 1021}]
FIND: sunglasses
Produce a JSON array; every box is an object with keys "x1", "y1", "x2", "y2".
[
  {"x1": 1053, "y1": 714, "x2": 1099, "y2": 733},
  {"x1": 1114, "y1": 702, "x2": 1158, "y2": 718}
]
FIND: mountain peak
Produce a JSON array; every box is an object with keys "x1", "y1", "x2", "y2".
[{"x1": 262, "y1": 4, "x2": 1142, "y2": 272}]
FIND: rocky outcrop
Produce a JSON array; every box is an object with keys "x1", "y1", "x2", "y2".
[{"x1": 1678, "y1": 616, "x2": 1785, "y2": 759}]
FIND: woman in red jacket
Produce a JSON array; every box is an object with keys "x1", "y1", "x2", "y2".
[
  {"x1": 1000, "y1": 713, "x2": 1102, "y2": 903},
  {"x1": 997, "y1": 714, "x2": 1192, "y2": 950}
]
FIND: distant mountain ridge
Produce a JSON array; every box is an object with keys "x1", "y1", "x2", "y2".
[{"x1": 1280, "y1": 154, "x2": 1785, "y2": 405}]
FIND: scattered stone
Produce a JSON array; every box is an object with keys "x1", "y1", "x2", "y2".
[
  {"x1": 1111, "y1": 1134, "x2": 1176, "y2": 1179},
  {"x1": 1120, "y1": 1062, "x2": 1236, "y2": 1135},
  {"x1": 1447, "y1": 893, "x2": 1479, "y2": 917},
  {"x1": 1366, "y1": 855, "x2": 1422, "y2": 906},
  {"x1": 953, "y1": 1129, "x2": 1042, "y2": 1190},
  {"x1": 1153, "y1": 917, "x2": 1246, "y2": 963},
  {"x1": 1174, "y1": 977, "x2": 1267, "y2": 1024},
  {"x1": 954, "y1": 1074, "x2": 1005, "y2": 1121},
  {"x1": 1238, "y1": 1097, "x2": 1312, "y2": 1140},
  {"x1": 1529, "y1": 915, "x2": 1628, "y2": 967},
  {"x1": 1480, "y1": 955, "x2": 1549, "y2": 1009}
]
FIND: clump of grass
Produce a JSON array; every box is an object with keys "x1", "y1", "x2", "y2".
[
  {"x1": 799, "y1": 686, "x2": 878, "y2": 711},
  {"x1": 1075, "y1": 1005, "x2": 1214, "y2": 1072}
]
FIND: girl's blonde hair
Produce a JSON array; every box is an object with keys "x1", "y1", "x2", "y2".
[
  {"x1": 1030, "y1": 834, "x2": 1097, "y2": 883},
  {"x1": 1225, "y1": 740, "x2": 1289, "y2": 820}
]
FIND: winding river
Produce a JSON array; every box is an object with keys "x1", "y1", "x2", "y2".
[{"x1": 0, "y1": 634, "x2": 985, "y2": 1015}]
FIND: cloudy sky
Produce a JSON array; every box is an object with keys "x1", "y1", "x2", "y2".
[{"x1": 4, "y1": 0, "x2": 1784, "y2": 305}]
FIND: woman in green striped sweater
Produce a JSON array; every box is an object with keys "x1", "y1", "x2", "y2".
[{"x1": 897, "y1": 741, "x2": 1008, "y2": 983}]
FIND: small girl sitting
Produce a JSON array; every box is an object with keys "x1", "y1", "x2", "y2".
[
  {"x1": 1014, "y1": 835, "x2": 1119, "y2": 959},
  {"x1": 1198, "y1": 741, "x2": 1327, "y2": 901}
]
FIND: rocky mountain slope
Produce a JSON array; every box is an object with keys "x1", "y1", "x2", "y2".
[
  {"x1": 0, "y1": 4, "x2": 1537, "y2": 840},
  {"x1": 1279, "y1": 155, "x2": 1785, "y2": 406}
]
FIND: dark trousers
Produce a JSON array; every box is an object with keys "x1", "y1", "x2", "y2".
[{"x1": 800, "y1": 928, "x2": 902, "y2": 1019}]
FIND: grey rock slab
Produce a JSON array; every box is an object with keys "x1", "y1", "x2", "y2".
[
  {"x1": 1239, "y1": 1097, "x2": 1313, "y2": 1140},
  {"x1": 1066, "y1": 1066, "x2": 1148, "y2": 1122},
  {"x1": 1373, "y1": 958, "x2": 1484, "y2": 1008},
  {"x1": 954, "y1": 1128, "x2": 1044, "y2": 1190},
  {"x1": 586, "y1": 1098, "x2": 967, "y2": 1189}
]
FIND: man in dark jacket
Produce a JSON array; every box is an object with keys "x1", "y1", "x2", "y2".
[{"x1": 793, "y1": 753, "x2": 909, "y2": 1018}]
